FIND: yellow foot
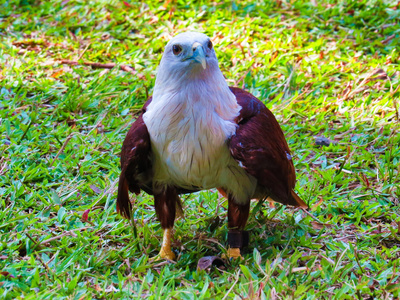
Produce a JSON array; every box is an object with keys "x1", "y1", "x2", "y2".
[
  {"x1": 158, "y1": 228, "x2": 176, "y2": 260},
  {"x1": 226, "y1": 248, "x2": 242, "y2": 259},
  {"x1": 159, "y1": 247, "x2": 176, "y2": 260}
]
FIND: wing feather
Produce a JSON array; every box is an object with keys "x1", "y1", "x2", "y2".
[
  {"x1": 228, "y1": 87, "x2": 307, "y2": 208},
  {"x1": 117, "y1": 99, "x2": 153, "y2": 219}
]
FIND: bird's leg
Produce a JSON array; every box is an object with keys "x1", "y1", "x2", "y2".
[
  {"x1": 154, "y1": 186, "x2": 177, "y2": 260},
  {"x1": 160, "y1": 228, "x2": 175, "y2": 260},
  {"x1": 227, "y1": 195, "x2": 250, "y2": 259}
]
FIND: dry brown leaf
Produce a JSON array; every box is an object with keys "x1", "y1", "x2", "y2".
[
  {"x1": 311, "y1": 221, "x2": 332, "y2": 230},
  {"x1": 197, "y1": 256, "x2": 226, "y2": 271},
  {"x1": 51, "y1": 70, "x2": 64, "y2": 78},
  {"x1": 94, "y1": 284, "x2": 102, "y2": 292}
]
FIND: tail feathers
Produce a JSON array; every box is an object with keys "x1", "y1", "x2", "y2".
[
  {"x1": 290, "y1": 190, "x2": 308, "y2": 209},
  {"x1": 117, "y1": 172, "x2": 133, "y2": 219}
]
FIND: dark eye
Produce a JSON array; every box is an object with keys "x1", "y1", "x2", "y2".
[
  {"x1": 207, "y1": 40, "x2": 213, "y2": 50},
  {"x1": 172, "y1": 45, "x2": 182, "y2": 55}
]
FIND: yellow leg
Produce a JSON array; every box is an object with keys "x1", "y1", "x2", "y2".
[
  {"x1": 227, "y1": 247, "x2": 242, "y2": 259},
  {"x1": 159, "y1": 228, "x2": 176, "y2": 260}
]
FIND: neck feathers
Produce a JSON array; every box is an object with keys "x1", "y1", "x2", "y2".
[{"x1": 149, "y1": 64, "x2": 240, "y2": 121}]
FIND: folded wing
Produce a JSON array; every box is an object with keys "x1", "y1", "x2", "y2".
[
  {"x1": 228, "y1": 87, "x2": 307, "y2": 208},
  {"x1": 117, "y1": 99, "x2": 153, "y2": 219}
]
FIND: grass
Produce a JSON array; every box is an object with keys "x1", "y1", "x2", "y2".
[{"x1": 1, "y1": 0, "x2": 400, "y2": 298}]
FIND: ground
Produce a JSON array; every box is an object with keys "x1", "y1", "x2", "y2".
[{"x1": 0, "y1": 0, "x2": 400, "y2": 299}]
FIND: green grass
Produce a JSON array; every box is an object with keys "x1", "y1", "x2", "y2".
[{"x1": 1, "y1": 0, "x2": 400, "y2": 298}]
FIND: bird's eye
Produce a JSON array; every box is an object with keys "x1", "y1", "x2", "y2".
[
  {"x1": 172, "y1": 45, "x2": 182, "y2": 55},
  {"x1": 207, "y1": 40, "x2": 213, "y2": 50}
]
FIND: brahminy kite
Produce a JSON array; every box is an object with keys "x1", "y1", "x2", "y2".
[{"x1": 117, "y1": 32, "x2": 307, "y2": 260}]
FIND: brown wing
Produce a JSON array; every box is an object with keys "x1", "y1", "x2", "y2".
[
  {"x1": 228, "y1": 87, "x2": 307, "y2": 208},
  {"x1": 117, "y1": 98, "x2": 153, "y2": 219}
]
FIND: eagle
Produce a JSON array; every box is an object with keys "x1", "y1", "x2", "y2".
[{"x1": 117, "y1": 32, "x2": 307, "y2": 260}]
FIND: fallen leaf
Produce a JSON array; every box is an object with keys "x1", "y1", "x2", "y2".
[
  {"x1": 51, "y1": 70, "x2": 64, "y2": 78},
  {"x1": 311, "y1": 221, "x2": 331, "y2": 230},
  {"x1": 82, "y1": 209, "x2": 90, "y2": 222},
  {"x1": 315, "y1": 136, "x2": 335, "y2": 146},
  {"x1": 90, "y1": 185, "x2": 101, "y2": 194},
  {"x1": 0, "y1": 272, "x2": 14, "y2": 278},
  {"x1": 197, "y1": 256, "x2": 226, "y2": 271}
]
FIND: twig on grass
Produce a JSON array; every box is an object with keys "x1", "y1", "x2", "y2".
[
  {"x1": 352, "y1": 244, "x2": 364, "y2": 273},
  {"x1": 40, "y1": 226, "x2": 92, "y2": 245},
  {"x1": 0, "y1": 157, "x2": 7, "y2": 176},
  {"x1": 282, "y1": 65, "x2": 296, "y2": 99},
  {"x1": 46, "y1": 250, "x2": 60, "y2": 266},
  {"x1": 301, "y1": 207, "x2": 323, "y2": 223},
  {"x1": 77, "y1": 43, "x2": 91, "y2": 61},
  {"x1": 58, "y1": 59, "x2": 144, "y2": 79},
  {"x1": 222, "y1": 270, "x2": 240, "y2": 300},
  {"x1": 26, "y1": 233, "x2": 39, "y2": 248},
  {"x1": 18, "y1": 121, "x2": 32, "y2": 142},
  {"x1": 50, "y1": 133, "x2": 75, "y2": 167},
  {"x1": 35, "y1": 254, "x2": 53, "y2": 277},
  {"x1": 291, "y1": 266, "x2": 308, "y2": 273},
  {"x1": 339, "y1": 68, "x2": 389, "y2": 103},
  {"x1": 86, "y1": 110, "x2": 109, "y2": 137},
  {"x1": 382, "y1": 34, "x2": 396, "y2": 44},
  {"x1": 152, "y1": 260, "x2": 177, "y2": 268},
  {"x1": 333, "y1": 247, "x2": 348, "y2": 273}
]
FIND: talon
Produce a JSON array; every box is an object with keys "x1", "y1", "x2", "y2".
[
  {"x1": 159, "y1": 247, "x2": 176, "y2": 260},
  {"x1": 226, "y1": 247, "x2": 243, "y2": 259}
]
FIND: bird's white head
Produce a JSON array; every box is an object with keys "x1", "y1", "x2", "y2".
[
  {"x1": 160, "y1": 32, "x2": 217, "y2": 74},
  {"x1": 153, "y1": 32, "x2": 227, "y2": 99}
]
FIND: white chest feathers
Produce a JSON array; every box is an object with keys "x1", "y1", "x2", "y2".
[{"x1": 143, "y1": 92, "x2": 237, "y2": 185}]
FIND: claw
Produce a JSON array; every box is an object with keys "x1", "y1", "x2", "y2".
[
  {"x1": 227, "y1": 247, "x2": 242, "y2": 259},
  {"x1": 159, "y1": 247, "x2": 176, "y2": 260},
  {"x1": 222, "y1": 247, "x2": 243, "y2": 260}
]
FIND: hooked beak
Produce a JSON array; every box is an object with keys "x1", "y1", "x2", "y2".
[{"x1": 191, "y1": 42, "x2": 206, "y2": 69}]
